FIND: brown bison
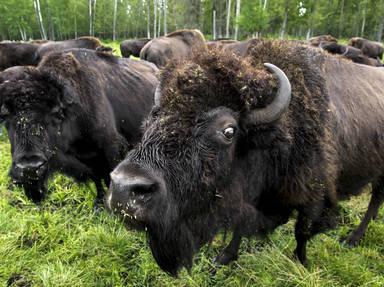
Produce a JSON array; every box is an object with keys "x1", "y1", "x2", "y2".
[
  {"x1": 320, "y1": 42, "x2": 383, "y2": 67},
  {"x1": 107, "y1": 40, "x2": 384, "y2": 275},
  {"x1": 0, "y1": 49, "x2": 158, "y2": 204},
  {"x1": 349, "y1": 37, "x2": 384, "y2": 59},
  {"x1": 0, "y1": 37, "x2": 101, "y2": 71},
  {"x1": 120, "y1": 38, "x2": 151, "y2": 58},
  {"x1": 140, "y1": 29, "x2": 208, "y2": 68},
  {"x1": 309, "y1": 35, "x2": 337, "y2": 47},
  {"x1": 0, "y1": 42, "x2": 39, "y2": 71},
  {"x1": 206, "y1": 39, "x2": 238, "y2": 50}
]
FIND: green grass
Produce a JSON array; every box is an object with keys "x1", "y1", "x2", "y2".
[
  {"x1": 1, "y1": 41, "x2": 384, "y2": 286},
  {"x1": 1, "y1": 130, "x2": 384, "y2": 287}
]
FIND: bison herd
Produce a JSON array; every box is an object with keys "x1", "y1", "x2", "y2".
[{"x1": 1, "y1": 30, "x2": 384, "y2": 276}]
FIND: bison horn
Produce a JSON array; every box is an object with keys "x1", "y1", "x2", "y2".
[
  {"x1": 247, "y1": 63, "x2": 291, "y2": 124},
  {"x1": 154, "y1": 84, "x2": 161, "y2": 107}
]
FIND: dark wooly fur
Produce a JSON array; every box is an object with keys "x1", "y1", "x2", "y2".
[
  {"x1": 0, "y1": 42, "x2": 39, "y2": 71},
  {"x1": 0, "y1": 48, "x2": 158, "y2": 203},
  {"x1": 108, "y1": 40, "x2": 384, "y2": 275}
]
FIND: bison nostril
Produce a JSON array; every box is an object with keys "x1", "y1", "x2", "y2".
[
  {"x1": 111, "y1": 171, "x2": 158, "y2": 195},
  {"x1": 129, "y1": 182, "x2": 157, "y2": 194},
  {"x1": 15, "y1": 154, "x2": 47, "y2": 171}
]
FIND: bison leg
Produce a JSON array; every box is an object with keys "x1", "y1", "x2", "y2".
[
  {"x1": 345, "y1": 179, "x2": 384, "y2": 246},
  {"x1": 214, "y1": 229, "x2": 242, "y2": 265},
  {"x1": 93, "y1": 179, "x2": 105, "y2": 209},
  {"x1": 294, "y1": 210, "x2": 313, "y2": 265}
]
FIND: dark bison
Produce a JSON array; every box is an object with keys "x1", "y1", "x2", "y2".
[
  {"x1": 206, "y1": 39, "x2": 238, "y2": 51},
  {"x1": 36, "y1": 36, "x2": 101, "y2": 60},
  {"x1": 0, "y1": 42, "x2": 39, "y2": 71},
  {"x1": 220, "y1": 38, "x2": 262, "y2": 57},
  {"x1": 349, "y1": 37, "x2": 384, "y2": 59},
  {"x1": 107, "y1": 40, "x2": 384, "y2": 275},
  {"x1": 0, "y1": 37, "x2": 101, "y2": 71},
  {"x1": 0, "y1": 48, "x2": 158, "y2": 204},
  {"x1": 140, "y1": 29, "x2": 208, "y2": 68},
  {"x1": 320, "y1": 42, "x2": 383, "y2": 67},
  {"x1": 309, "y1": 34, "x2": 337, "y2": 47},
  {"x1": 120, "y1": 38, "x2": 151, "y2": 58}
]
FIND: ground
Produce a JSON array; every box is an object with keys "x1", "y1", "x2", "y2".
[{"x1": 0, "y1": 41, "x2": 383, "y2": 286}]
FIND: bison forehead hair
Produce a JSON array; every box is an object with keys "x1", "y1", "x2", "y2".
[
  {"x1": 157, "y1": 50, "x2": 277, "y2": 117},
  {"x1": 0, "y1": 68, "x2": 60, "y2": 109}
]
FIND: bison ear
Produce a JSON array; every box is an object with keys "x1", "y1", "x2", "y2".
[{"x1": 39, "y1": 52, "x2": 81, "y2": 106}]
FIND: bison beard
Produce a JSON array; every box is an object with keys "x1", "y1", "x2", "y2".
[{"x1": 107, "y1": 41, "x2": 384, "y2": 275}]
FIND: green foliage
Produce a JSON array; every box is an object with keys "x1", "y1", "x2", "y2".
[{"x1": 0, "y1": 0, "x2": 383, "y2": 42}]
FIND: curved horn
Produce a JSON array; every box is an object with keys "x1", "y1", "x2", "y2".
[
  {"x1": 247, "y1": 63, "x2": 291, "y2": 124},
  {"x1": 154, "y1": 84, "x2": 161, "y2": 107},
  {"x1": 342, "y1": 46, "x2": 349, "y2": 56}
]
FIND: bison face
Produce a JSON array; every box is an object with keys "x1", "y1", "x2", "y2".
[
  {"x1": 107, "y1": 107, "x2": 239, "y2": 274},
  {"x1": 0, "y1": 68, "x2": 72, "y2": 203}
]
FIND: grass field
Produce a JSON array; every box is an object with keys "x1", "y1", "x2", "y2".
[{"x1": 0, "y1": 42, "x2": 384, "y2": 286}]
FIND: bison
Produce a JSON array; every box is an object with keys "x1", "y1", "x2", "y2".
[
  {"x1": 0, "y1": 48, "x2": 158, "y2": 204},
  {"x1": 140, "y1": 29, "x2": 208, "y2": 68},
  {"x1": 106, "y1": 40, "x2": 384, "y2": 275},
  {"x1": 120, "y1": 38, "x2": 151, "y2": 58},
  {"x1": 320, "y1": 42, "x2": 383, "y2": 67},
  {"x1": 309, "y1": 35, "x2": 337, "y2": 47},
  {"x1": 0, "y1": 42, "x2": 39, "y2": 71},
  {"x1": 349, "y1": 37, "x2": 384, "y2": 59},
  {"x1": 0, "y1": 37, "x2": 101, "y2": 71}
]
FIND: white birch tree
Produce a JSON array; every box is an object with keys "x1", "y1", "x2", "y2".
[
  {"x1": 113, "y1": 0, "x2": 118, "y2": 41},
  {"x1": 34, "y1": 0, "x2": 47, "y2": 39},
  {"x1": 234, "y1": 0, "x2": 241, "y2": 40},
  {"x1": 225, "y1": 0, "x2": 231, "y2": 38},
  {"x1": 153, "y1": 0, "x2": 157, "y2": 38}
]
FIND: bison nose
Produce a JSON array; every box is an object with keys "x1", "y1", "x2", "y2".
[
  {"x1": 15, "y1": 153, "x2": 47, "y2": 171},
  {"x1": 110, "y1": 171, "x2": 158, "y2": 195}
]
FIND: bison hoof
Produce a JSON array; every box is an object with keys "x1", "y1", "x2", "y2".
[
  {"x1": 93, "y1": 198, "x2": 105, "y2": 213},
  {"x1": 214, "y1": 250, "x2": 238, "y2": 266},
  {"x1": 342, "y1": 233, "x2": 362, "y2": 247}
]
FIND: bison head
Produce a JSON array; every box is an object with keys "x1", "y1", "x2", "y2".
[
  {"x1": 0, "y1": 54, "x2": 80, "y2": 203},
  {"x1": 106, "y1": 51, "x2": 291, "y2": 275}
]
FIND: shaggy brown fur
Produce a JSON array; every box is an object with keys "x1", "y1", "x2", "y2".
[
  {"x1": 349, "y1": 37, "x2": 384, "y2": 59},
  {"x1": 140, "y1": 29, "x2": 208, "y2": 68},
  {"x1": 108, "y1": 39, "x2": 384, "y2": 275},
  {"x1": 309, "y1": 35, "x2": 337, "y2": 47}
]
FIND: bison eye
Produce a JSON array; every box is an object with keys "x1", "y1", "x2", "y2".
[{"x1": 222, "y1": 126, "x2": 235, "y2": 140}]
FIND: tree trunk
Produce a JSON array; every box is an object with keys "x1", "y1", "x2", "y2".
[
  {"x1": 44, "y1": 0, "x2": 55, "y2": 40},
  {"x1": 33, "y1": 0, "x2": 46, "y2": 40},
  {"x1": 378, "y1": 18, "x2": 384, "y2": 42},
  {"x1": 225, "y1": 0, "x2": 231, "y2": 38},
  {"x1": 163, "y1": 0, "x2": 167, "y2": 35},
  {"x1": 89, "y1": 0, "x2": 93, "y2": 36},
  {"x1": 234, "y1": 0, "x2": 240, "y2": 40},
  {"x1": 147, "y1": 0, "x2": 151, "y2": 38},
  {"x1": 113, "y1": 0, "x2": 118, "y2": 41},
  {"x1": 338, "y1": 0, "x2": 344, "y2": 38},
  {"x1": 158, "y1": 0, "x2": 161, "y2": 36},
  {"x1": 280, "y1": 11, "x2": 288, "y2": 39},
  {"x1": 153, "y1": 0, "x2": 157, "y2": 38},
  {"x1": 263, "y1": 0, "x2": 267, "y2": 10},
  {"x1": 360, "y1": 0, "x2": 366, "y2": 36},
  {"x1": 74, "y1": 1, "x2": 78, "y2": 38},
  {"x1": 213, "y1": 9, "x2": 217, "y2": 40}
]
